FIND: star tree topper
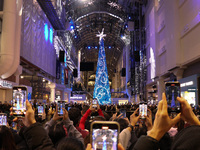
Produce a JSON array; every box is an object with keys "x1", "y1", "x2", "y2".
[{"x1": 96, "y1": 28, "x2": 106, "y2": 43}]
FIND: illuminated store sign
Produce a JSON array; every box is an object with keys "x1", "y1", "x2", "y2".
[
  {"x1": 180, "y1": 81, "x2": 194, "y2": 87},
  {"x1": 0, "y1": 80, "x2": 13, "y2": 89},
  {"x1": 70, "y1": 95, "x2": 86, "y2": 100}
]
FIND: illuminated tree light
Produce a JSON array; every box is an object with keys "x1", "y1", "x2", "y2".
[{"x1": 93, "y1": 31, "x2": 111, "y2": 105}]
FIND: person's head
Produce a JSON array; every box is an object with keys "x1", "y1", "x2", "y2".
[
  {"x1": 48, "y1": 122, "x2": 66, "y2": 146},
  {"x1": 57, "y1": 137, "x2": 85, "y2": 150},
  {"x1": 114, "y1": 118, "x2": 129, "y2": 132},
  {"x1": 68, "y1": 107, "x2": 81, "y2": 127},
  {"x1": 0, "y1": 126, "x2": 17, "y2": 150},
  {"x1": 85, "y1": 116, "x2": 106, "y2": 131}
]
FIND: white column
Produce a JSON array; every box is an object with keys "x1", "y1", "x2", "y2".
[
  {"x1": 172, "y1": 68, "x2": 184, "y2": 80},
  {"x1": 78, "y1": 50, "x2": 81, "y2": 79},
  {"x1": 49, "y1": 83, "x2": 56, "y2": 102},
  {"x1": 14, "y1": 65, "x2": 22, "y2": 84},
  {"x1": 157, "y1": 77, "x2": 165, "y2": 102},
  {"x1": 125, "y1": 44, "x2": 131, "y2": 101}
]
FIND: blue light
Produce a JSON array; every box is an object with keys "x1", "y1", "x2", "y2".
[
  {"x1": 108, "y1": 46, "x2": 111, "y2": 49},
  {"x1": 93, "y1": 39, "x2": 111, "y2": 105},
  {"x1": 129, "y1": 16, "x2": 131, "y2": 20},
  {"x1": 95, "y1": 46, "x2": 97, "y2": 49},
  {"x1": 125, "y1": 24, "x2": 128, "y2": 28},
  {"x1": 44, "y1": 24, "x2": 48, "y2": 41},
  {"x1": 88, "y1": 46, "x2": 91, "y2": 49},
  {"x1": 70, "y1": 25, "x2": 74, "y2": 29},
  {"x1": 74, "y1": 35, "x2": 77, "y2": 38},
  {"x1": 49, "y1": 28, "x2": 53, "y2": 44}
]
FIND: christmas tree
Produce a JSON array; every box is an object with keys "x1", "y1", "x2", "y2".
[{"x1": 93, "y1": 29, "x2": 111, "y2": 105}]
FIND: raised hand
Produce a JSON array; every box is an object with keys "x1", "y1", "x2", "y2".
[
  {"x1": 62, "y1": 108, "x2": 69, "y2": 121},
  {"x1": 148, "y1": 93, "x2": 181, "y2": 141},
  {"x1": 177, "y1": 97, "x2": 200, "y2": 125},
  {"x1": 22, "y1": 100, "x2": 36, "y2": 127},
  {"x1": 130, "y1": 108, "x2": 140, "y2": 126},
  {"x1": 145, "y1": 108, "x2": 153, "y2": 131},
  {"x1": 52, "y1": 105, "x2": 63, "y2": 121}
]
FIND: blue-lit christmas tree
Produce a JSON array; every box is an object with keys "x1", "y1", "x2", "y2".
[{"x1": 93, "y1": 29, "x2": 111, "y2": 105}]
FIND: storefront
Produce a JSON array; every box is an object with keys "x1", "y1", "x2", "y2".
[
  {"x1": 179, "y1": 74, "x2": 200, "y2": 106},
  {"x1": 0, "y1": 79, "x2": 13, "y2": 103}
]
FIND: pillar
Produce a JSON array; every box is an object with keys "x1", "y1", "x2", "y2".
[
  {"x1": 78, "y1": 50, "x2": 81, "y2": 79},
  {"x1": 14, "y1": 65, "x2": 22, "y2": 84},
  {"x1": 125, "y1": 44, "x2": 131, "y2": 101},
  {"x1": 48, "y1": 83, "x2": 56, "y2": 102},
  {"x1": 172, "y1": 68, "x2": 185, "y2": 80}
]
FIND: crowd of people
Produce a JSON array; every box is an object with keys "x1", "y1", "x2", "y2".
[{"x1": 1, "y1": 93, "x2": 200, "y2": 150}]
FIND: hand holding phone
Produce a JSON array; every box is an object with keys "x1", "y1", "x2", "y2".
[
  {"x1": 165, "y1": 82, "x2": 181, "y2": 112},
  {"x1": 139, "y1": 102, "x2": 147, "y2": 119},
  {"x1": 90, "y1": 121, "x2": 119, "y2": 150},
  {"x1": 119, "y1": 109, "x2": 126, "y2": 118},
  {"x1": 92, "y1": 99, "x2": 98, "y2": 109},
  {"x1": 12, "y1": 86, "x2": 27, "y2": 116},
  {"x1": 38, "y1": 106, "x2": 44, "y2": 116},
  {"x1": 57, "y1": 101, "x2": 65, "y2": 115}
]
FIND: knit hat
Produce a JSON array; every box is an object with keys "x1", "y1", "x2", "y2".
[{"x1": 171, "y1": 125, "x2": 200, "y2": 150}]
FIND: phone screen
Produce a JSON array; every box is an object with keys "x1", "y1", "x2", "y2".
[
  {"x1": 58, "y1": 101, "x2": 65, "y2": 115},
  {"x1": 120, "y1": 109, "x2": 126, "y2": 118},
  {"x1": 12, "y1": 86, "x2": 27, "y2": 116},
  {"x1": 91, "y1": 121, "x2": 119, "y2": 150},
  {"x1": 139, "y1": 103, "x2": 147, "y2": 118},
  {"x1": 92, "y1": 99, "x2": 98, "y2": 108},
  {"x1": 67, "y1": 106, "x2": 71, "y2": 111},
  {"x1": 165, "y1": 82, "x2": 181, "y2": 111},
  {"x1": 0, "y1": 113, "x2": 7, "y2": 125},
  {"x1": 38, "y1": 106, "x2": 43, "y2": 115}
]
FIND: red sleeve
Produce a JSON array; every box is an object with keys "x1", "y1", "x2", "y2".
[
  {"x1": 98, "y1": 109, "x2": 104, "y2": 117},
  {"x1": 79, "y1": 109, "x2": 91, "y2": 130}
]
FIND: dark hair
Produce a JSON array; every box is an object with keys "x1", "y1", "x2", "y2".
[
  {"x1": 48, "y1": 122, "x2": 66, "y2": 146},
  {"x1": 68, "y1": 107, "x2": 81, "y2": 126},
  {"x1": 57, "y1": 137, "x2": 85, "y2": 150},
  {"x1": 114, "y1": 118, "x2": 129, "y2": 132},
  {"x1": 102, "y1": 111, "x2": 111, "y2": 121},
  {"x1": 0, "y1": 126, "x2": 17, "y2": 150},
  {"x1": 85, "y1": 116, "x2": 106, "y2": 131}
]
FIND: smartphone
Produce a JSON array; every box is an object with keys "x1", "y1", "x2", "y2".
[
  {"x1": 92, "y1": 99, "x2": 98, "y2": 108},
  {"x1": 139, "y1": 102, "x2": 147, "y2": 119},
  {"x1": 11, "y1": 122, "x2": 17, "y2": 129},
  {"x1": 38, "y1": 105, "x2": 44, "y2": 116},
  {"x1": 57, "y1": 101, "x2": 65, "y2": 115},
  {"x1": 90, "y1": 121, "x2": 119, "y2": 150},
  {"x1": 0, "y1": 113, "x2": 7, "y2": 125},
  {"x1": 67, "y1": 106, "x2": 71, "y2": 111},
  {"x1": 165, "y1": 82, "x2": 181, "y2": 112},
  {"x1": 12, "y1": 86, "x2": 27, "y2": 116},
  {"x1": 120, "y1": 109, "x2": 126, "y2": 118}
]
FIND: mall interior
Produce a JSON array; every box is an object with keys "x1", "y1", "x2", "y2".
[{"x1": 0, "y1": 0, "x2": 200, "y2": 106}]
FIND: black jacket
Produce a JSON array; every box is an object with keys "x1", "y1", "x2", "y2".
[
  {"x1": 23, "y1": 123, "x2": 55, "y2": 150},
  {"x1": 133, "y1": 135, "x2": 159, "y2": 150}
]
